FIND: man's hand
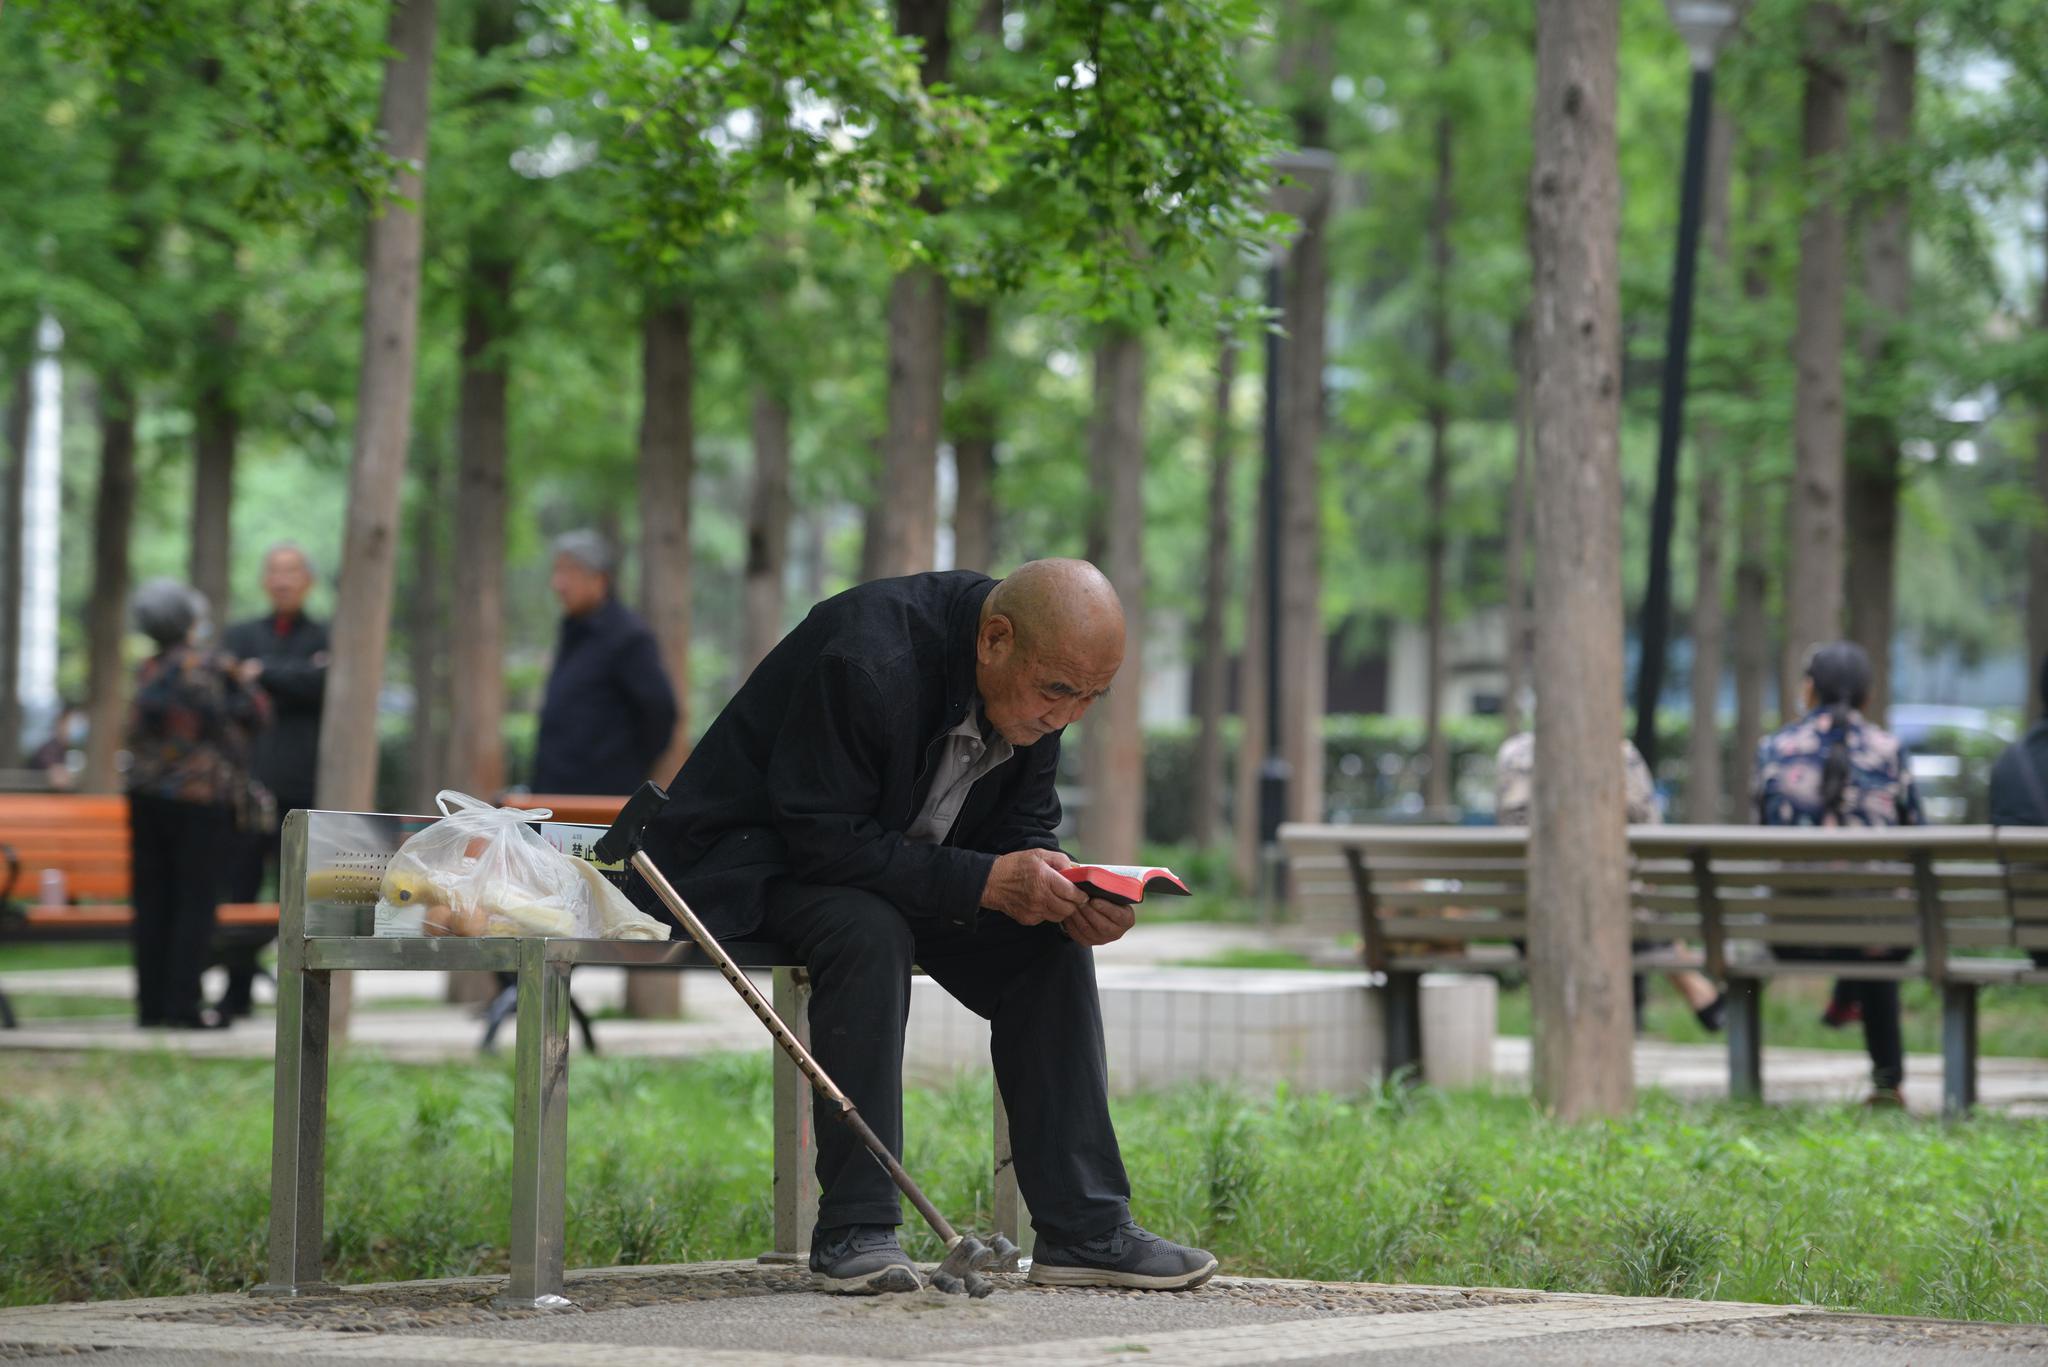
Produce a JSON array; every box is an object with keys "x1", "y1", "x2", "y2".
[
  {"x1": 1062, "y1": 897, "x2": 1136, "y2": 947},
  {"x1": 234, "y1": 659, "x2": 264, "y2": 687},
  {"x1": 984, "y1": 848, "x2": 1086, "y2": 927}
]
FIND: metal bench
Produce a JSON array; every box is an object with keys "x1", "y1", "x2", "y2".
[
  {"x1": 1281, "y1": 821, "x2": 2047, "y2": 1116},
  {"x1": 256, "y1": 807, "x2": 1027, "y2": 1308}
]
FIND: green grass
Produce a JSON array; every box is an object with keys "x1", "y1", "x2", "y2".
[
  {"x1": 4, "y1": 1051, "x2": 2046, "y2": 1321},
  {"x1": 0, "y1": 993, "x2": 135, "y2": 1020},
  {"x1": 1496, "y1": 976, "x2": 2048, "y2": 1059},
  {"x1": 0, "y1": 943, "x2": 133, "y2": 973}
]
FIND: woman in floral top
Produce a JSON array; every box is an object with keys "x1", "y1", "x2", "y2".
[
  {"x1": 1753, "y1": 641, "x2": 1921, "y2": 1106},
  {"x1": 124, "y1": 579, "x2": 270, "y2": 1029}
]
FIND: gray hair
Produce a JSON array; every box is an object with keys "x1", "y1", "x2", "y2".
[
  {"x1": 552, "y1": 530, "x2": 616, "y2": 578},
  {"x1": 132, "y1": 578, "x2": 207, "y2": 647},
  {"x1": 263, "y1": 541, "x2": 317, "y2": 579}
]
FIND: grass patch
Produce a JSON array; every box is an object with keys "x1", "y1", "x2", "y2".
[
  {"x1": 0, "y1": 943, "x2": 133, "y2": 973},
  {"x1": 0, "y1": 993, "x2": 136, "y2": 1020},
  {"x1": 1497, "y1": 976, "x2": 2048, "y2": 1059},
  {"x1": 4, "y1": 1051, "x2": 2047, "y2": 1321},
  {"x1": 1173, "y1": 948, "x2": 1323, "y2": 971}
]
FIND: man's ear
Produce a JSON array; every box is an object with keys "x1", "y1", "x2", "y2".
[{"x1": 978, "y1": 613, "x2": 1016, "y2": 663}]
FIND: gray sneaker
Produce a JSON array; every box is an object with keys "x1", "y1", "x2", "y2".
[
  {"x1": 1027, "y1": 1221, "x2": 1218, "y2": 1290},
  {"x1": 809, "y1": 1224, "x2": 922, "y2": 1294}
]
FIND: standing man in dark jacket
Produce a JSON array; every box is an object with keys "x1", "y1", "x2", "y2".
[
  {"x1": 220, "y1": 543, "x2": 329, "y2": 1018},
  {"x1": 532, "y1": 531, "x2": 679, "y2": 795},
  {"x1": 631, "y1": 559, "x2": 1217, "y2": 1295},
  {"x1": 1989, "y1": 655, "x2": 2048, "y2": 968}
]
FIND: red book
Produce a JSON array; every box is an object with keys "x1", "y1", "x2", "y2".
[{"x1": 1060, "y1": 864, "x2": 1191, "y2": 906}]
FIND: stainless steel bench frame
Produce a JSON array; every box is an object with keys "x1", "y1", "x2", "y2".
[{"x1": 253, "y1": 809, "x2": 1028, "y2": 1307}]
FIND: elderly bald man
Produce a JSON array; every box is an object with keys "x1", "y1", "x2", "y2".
[{"x1": 631, "y1": 561, "x2": 1216, "y2": 1294}]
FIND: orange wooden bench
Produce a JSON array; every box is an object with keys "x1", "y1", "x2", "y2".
[
  {"x1": 0, "y1": 794, "x2": 281, "y2": 1024},
  {"x1": 500, "y1": 793, "x2": 628, "y2": 826}
]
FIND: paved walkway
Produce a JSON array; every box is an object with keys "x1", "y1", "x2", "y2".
[{"x1": 2, "y1": 1261, "x2": 2043, "y2": 1366}]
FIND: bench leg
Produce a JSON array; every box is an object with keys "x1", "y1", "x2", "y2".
[
  {"x1": 1726, "y1": 978, "x2": 1763, "y2": 1102},
  {"x1": 1382, "y1": 970, "x2": 1423, "y2": 1086},
  {"x1": 1942, "y1": 981, "x2": 1979, "y2": 1118},
  {"x1": 0, "y1": 985, "x2": 15, "y2": 1029},
  {"x1": 499, "y1": 941, "x2": 572, "y2": 1309},
  {"x1": 763, "y1": 966, "x2": 818, "y2": 1264},
  {"x1": 253, "y1": 965, "x2": 333, "y2": 1296},
  {"x1": 992, "y1": 1082, "x2": 1032, "y2": 1257}
]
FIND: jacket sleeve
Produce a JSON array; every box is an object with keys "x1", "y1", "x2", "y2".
[
  {"x1": 259, "y1": 655, "x2": 327, "y2": 711},
  {"x1": 985, "y1": 735, "x2": 1064, "y2": 856},
  {"x1": 621, "y1": 628, "x2": 681, "y2": 767},
  {"x1": 766, "y1": 654, "x2": 994, "y2": 927}
]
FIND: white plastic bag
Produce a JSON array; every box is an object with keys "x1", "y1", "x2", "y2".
[{"x1": 373, "y1": 790, "x2": 671, "y2": 941}]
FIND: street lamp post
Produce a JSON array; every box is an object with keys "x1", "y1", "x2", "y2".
[
  {"x1": 1631, "y1": 1, "x2": 1739, "y2": 773},
  {"x1": 1258, "y1": 149, "x2": 1334, "y2": 914}
]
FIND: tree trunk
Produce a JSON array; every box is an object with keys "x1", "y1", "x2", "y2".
[
  {"x1": 630, "y1": 299, "x2": 693, "y2": 1021},
  {"x1": 82, "y1": 380, "x2": 138, "y2": 795},
  {"x1": 1081, "y1": 327, "x2": 1146, "y2": 864},
  {"x1": 1686, "y1": 97, "x2": 1737, "y2": 823},
  {"x1": 638, "y1": 298, "x2": 693, "y2": 784},
  {"x1": 315, "y1": 0, "x2": 439, "y2": 1039},
  {"x1": 741, "y1": 385, "x2": 792, "y2": 677},
  {"x1": 1191, "y1": 333, "x2": 1238, "y2": 850},
  {"x1": 0, "y1": 342, "x2": 29, "y2": 768},
  {"x1": 1733, "y1": 459, "x2": 1769, "y2": 817},
  {"x1": 1422, "y1": 98, "x2": 1454, "y2": 812},
  {"x1": 1844, "y1": 26, "x2": 1914, "y2": 725},
  {"x1": 189, "y1": 304, "x2": 238, "y2": 626},
  {"x1": 407, "y1": 444, "x2": 447, "y2": 813},
  {"x1": 1782, "y1": 2, "x2": 1852, "y2": 710},
  {"x1": 1528, "y1": 0, "x2": 1631, "y2": 1119},
  {"x1": 1278, "y1": 142, "x2": 1331, "y2": 827},
  {"x1": 1233, "y1": 516, "x2": 1267, "y2": 891},
  {"x1": 1502, "y1": 319, "x2": 1531, "y2": 739},
  {"x1": 870, "y1": 268, "x2": 947, "y2": 579},
  {"x1": 951, "y1": 299, "x2": 997, "y2": 574},
  {"x1": 866, "y1": 0, "x2": 951, "y2": 581},
  {"x1": 447, "y1": 250, "x2": 511, "y2": 798},
  {"x1": 2031, "y1": 181, "x2": 2048, "y2": 725}
]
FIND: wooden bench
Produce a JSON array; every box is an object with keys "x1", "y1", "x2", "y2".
[
  {"x1": 1281, "y1": 822, "x2": 2048, "y2": 1116},
  {"x1": 257, "y1": 807, "x2": 1028, "y2": 1308},
  {"x1": 0, "y1": 794, "x2": 281, "y2": 1025}
]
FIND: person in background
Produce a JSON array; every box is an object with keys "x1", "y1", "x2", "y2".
[
  {"x1": 1754, "y1": 640, "x2": 1922, "y2": 1106},
  {"x1": 220, "y1": 543, "x2": 329, "y2": 1019},
  {"x1": 1495, "y1": 731, "x2": 1726, "y2": 1033},
  {"x1": 28, "y1": 703, "x2": 86, "y2": 791},
  {"x1": 532, "y1": 530, "x2": 679, "y2": 796},
  {"x1": 125, "y1": 580, "x2": 269, "y2": 1030},
  {"x1": 1987, "y1": 654, "x2": 2048, "y2": 969}
]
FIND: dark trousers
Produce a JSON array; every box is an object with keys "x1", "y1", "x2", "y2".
[
  {"x1": 1773, "y1": 945, "x2": 1909, "y2": 1091},
  {"x1": 762, "y1": 881, "x2": 1133, "y2": 1245},
  {"x1": 129, "y1": 794, "x2": 233, "y2": 1025},
  {"x1": 220, "y1": 821, "x2": 291, "y2": 1014}
]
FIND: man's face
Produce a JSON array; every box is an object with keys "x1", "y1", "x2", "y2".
[
  {"x1": 550, "y1": 555, "x2": 609, "y2": 617},
  {"x1": 974, "y1": 614, "x2": 1122, "y2": 747},
  {"x1": 263, "y1": 550, "x2": 312, "y2": 616}
]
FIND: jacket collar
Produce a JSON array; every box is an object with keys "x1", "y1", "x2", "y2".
[{"x1": 944, "y1": 576, "x2": 997, "y2": 726}]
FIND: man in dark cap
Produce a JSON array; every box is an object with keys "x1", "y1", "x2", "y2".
[{"x1": 632, "y1": 559, "x2": 1216, "y2": 1295}]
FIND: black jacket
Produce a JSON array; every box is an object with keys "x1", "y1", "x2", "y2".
[
  {"x1": 532, "y1": 597, "x2": 679, "y2": 796},
  {"x1": 632, "y1": 571, "x2": 1063, "y2": 942},
  {"x1": 220, "y1": 612, "x2": 328, "y2": 811},
  {"x1": 1990, "y1": 724, "x2": 2048, "y2": 826}
]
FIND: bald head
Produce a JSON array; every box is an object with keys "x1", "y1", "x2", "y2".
[
  {"x1": 983, "y1": 558, "x2": 1124, "y2": 654},
  {"x1": 974, "y1": 559, "x2": 1125, "y2": 746}
]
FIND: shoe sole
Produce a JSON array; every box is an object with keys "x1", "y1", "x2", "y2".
[
  {"x1": 813, "y1": 1264, "x2": 922, "y2": 1295},
  {"x1": 1027, "y1": 1257, "x2": 1219, "y2": 1291}
]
